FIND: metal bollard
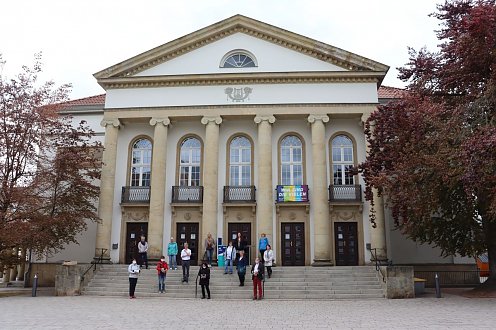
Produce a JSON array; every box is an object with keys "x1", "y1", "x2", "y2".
[
  {"x1": 434, "y1": 272, "x2": 441, "y2": 298},
  {"x1": 32, "y1": 273, "x2": 38, "y2": 297}
]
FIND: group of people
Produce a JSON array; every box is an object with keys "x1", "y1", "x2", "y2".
[{"x1": 127, "y1": 233, "x2": 275, "y2": 300}]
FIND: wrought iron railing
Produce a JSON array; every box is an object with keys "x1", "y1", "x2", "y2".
[
  {"x1": 370, "y1": 248, "x2": 386, "y2": 283},
  {"x1": 414, "y1": 270, "x2": 489, "y2": 287},
  {"x1": 121, "y1": 186, "x2": 150, "y2": 203},
  {"x1": 172, "y1": 186, "x2": 204, "y2": 203},
  {"x1": 223, "y1": 186, "x2": 256, "y2": 203},
  {"x1": 329, "y1": 184, "x2": 362, "y2": 202}
]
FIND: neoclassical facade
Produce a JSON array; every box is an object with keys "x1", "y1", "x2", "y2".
[{"x1": 60, "y1": 15, "x2": 418, "y2": 267}]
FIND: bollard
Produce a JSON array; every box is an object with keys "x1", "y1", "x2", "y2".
[
  {"x1": 32, "y1": 273, "x2": 38, "y2": 297},
  {"x1": 434, "y1": 272, "x2": 441, "y2": 298}
]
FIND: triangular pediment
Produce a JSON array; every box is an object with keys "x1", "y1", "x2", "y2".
[{"x1": 94, "y1": 15, "x2": 388, "y2": 87}]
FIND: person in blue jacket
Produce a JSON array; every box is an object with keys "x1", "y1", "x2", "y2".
[
  {"x1": 258, "y1": 233, "x2": 269, "y2": 260},
  {"x1": 236, "y1": 250, "x2": 248, "y2": 286}
]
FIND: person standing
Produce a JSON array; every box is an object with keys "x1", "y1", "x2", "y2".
[
  {"x1": 258, "y1": 233, "x2": 269, "y2": 260},
  {"x1": 204, "y1": 233, "x2": 216, "y2": 267},
  {"x1": 236, "y1": 250, "x2": 248, "y2": 286},
  {"x1": 251, "y1": 257, "x2": 264, "y2": 300},
  {"x1": 128, "y1": 258, "x2": 140, "y2": 299},
  {"x1": 263, "y1": 244, "x2": 274, "y2": 279},
  {"x1": 180, "y1": 242, "x2": 191, "y2": 283},
  {"x1": 156, "y1": 256, "x2": 169, "y2": 293},
  {"x1": 137, "y1": 235, "x2": 149, "y2": 269},
  {"x1": 198, "y1": 262, "x2": 211, "y2": 299},
  {"x1": 224, "y1": 241, "x2": 236, "y2": 274},
  {"x1": 167, "y1": 237, "x2": 178, "y2": 270}
]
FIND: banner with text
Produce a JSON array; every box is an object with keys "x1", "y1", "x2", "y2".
[{"x1": 276, "y1": 185, "x2": 308, "y2": 202}]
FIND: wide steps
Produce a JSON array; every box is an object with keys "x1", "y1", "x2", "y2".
[{"x1": 83, "y1": 265, "x2": 385, "y2": 299}]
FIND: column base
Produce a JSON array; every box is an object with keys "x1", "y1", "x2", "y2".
[{"x1": 312, "y1": 259, "x2": 333, "y2": 267}]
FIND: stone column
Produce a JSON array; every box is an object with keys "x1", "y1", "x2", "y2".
[
  {"x1": 201, "y1": 116, "x2": 222, "y2": 255},
  {"x1": 254, "y1": 115, "x2": 276, "y2": 246},
  {"x1": 362, "y1": 112, "x2": 387, "y2": 261},
  {"x1": 148, "y1": 117, "x2": 170, "y2": 259},
  {"x1": 95, "y1": 119, "x2": 121, "y2": 260},
  {"x1": 308, "y1": 114, "x2": 332, "y2": 266}
]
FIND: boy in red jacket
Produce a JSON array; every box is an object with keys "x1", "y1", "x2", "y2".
[{"x1": 156, "y1": 256, "x2": 169, "y2": 293}]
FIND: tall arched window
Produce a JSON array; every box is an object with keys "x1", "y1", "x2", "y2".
[
  {"x1": 229, "y1": 136, "x2": 252, "y2": 186},
  {"x1": 179, "y1": 137, "x2": 201, "y2": 186},
  {"x1": 280, "y1": 135, "x2": 303, "y2": 185},
  {"x1": 331, "y1": 135, "x2": 354, "y2": 185},
  {"x1": 130, "y1": 138, "x2": 152, "y2": 186}
]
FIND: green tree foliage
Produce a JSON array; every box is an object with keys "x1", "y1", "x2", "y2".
[
  {"x1": 359, "y1": 0, "x2": 496, "y2": 282},
  {"x1": 0, "y1": 54, "x2": 101, "y2": 270}
]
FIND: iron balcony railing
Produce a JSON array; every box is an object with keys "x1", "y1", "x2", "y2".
[
  {"x1": 329, "y1": 184, "x2": 362, "y2": 202},
  {"x1": 121, "y1": 186, "x2": 150, "y2": 203},
  {"x1": 223, "y1": 185, "x2": 256, "y2": 203},
  {"x1": 171, "y1": 186, "x2": 204, "y2": 203}
]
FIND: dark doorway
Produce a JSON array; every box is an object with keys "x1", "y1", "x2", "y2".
[
  {"x1": 281, "y1": 222, "x2": 305, "y2": 266},
  {"x1": 176, "y1": 222, "x2": 199, "y2": 266},
  {"x1": 228, "y1": 223, "x2": 252, "y2": 262},
  {"x1": 334, "y1": 222, "x2": 359, "y2": 266},
  {"x1": 126, "y1": 222, "x2": 148, "y2": 264}
]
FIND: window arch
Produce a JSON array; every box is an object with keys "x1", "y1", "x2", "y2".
[
  {"x1": 280, "y1": 135, "x2": 304, "y2": 185},
  {"x1": 220, "y1": 50, "x2": 257, "y2": 68},
  {"x1": 179, "y1": 137, "x2": 201, "y2": 186},
  {"x1": 130, "y1": 138, "x2": 152, "y2": 187},
  {"x1": 228, "y1": 135, "x2": 253, "y2": 186},
  {"x1": 331, "y1": 134, "x2": 355, "y2": 185}
]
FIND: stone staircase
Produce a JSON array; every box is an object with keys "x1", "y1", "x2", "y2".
[{"x1": 83, "y1": 264, "x2": 384, "y2": 299}]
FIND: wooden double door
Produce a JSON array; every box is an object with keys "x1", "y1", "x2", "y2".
[
  {"x1": 281, "y1": 222, "x2": 305, "y2": 266},
  {"x1": 125, "y1": 223, "x2": 148, "y2": 264},
  {"x1": 228, "y1": 223, "x2": 251, "y2": 261},
  {"x1": 176, "y1": 222, "x2": 199, "y2": 266},
  {"x1": 334, "y1": 222, "x2": 359, "y2": 266}
]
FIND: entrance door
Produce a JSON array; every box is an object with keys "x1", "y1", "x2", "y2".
[
  {"x1": 281, "y1": 222, "x2": 305, "y2": 266},
  {"x1": 176, "y1": 223, "x2": 199, "y2": 266},
  {"x1": 334, "y1": 222, "x2": 359, "y2": 266},
  {"x1": 126, "y1": 223, "x2": 148, "y2": 264},
  {"x1": 228, "y1": 223, "x2": 251, "y2": 262}
]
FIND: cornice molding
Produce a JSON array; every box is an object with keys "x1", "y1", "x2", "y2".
[
  {"x1": 201, "y1": 116, "x2": 223, "y2": 125},
  {"x1": 100, "y1": 119, "x2": 121, "y2": 128},
  {"x1": 254, "y1": 115, "x2": 276, "y2": 124},
  {"x1": 98, "y1": 71, "x2": 382, "y2": 90},
  {"x1": 149, "y1": 117, "x2": 171, "y2": 126},
  {"x1": 307, "y1": 114, "x2": 330, "y2": 124}
]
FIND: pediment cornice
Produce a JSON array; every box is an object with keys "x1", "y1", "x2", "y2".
[{"x1": 94, "y1": 15, "x2": 388, "y2": 83}]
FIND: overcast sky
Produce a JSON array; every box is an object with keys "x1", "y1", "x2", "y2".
[{"x1": 1, "y1": 0, "x2": 442, "y2": 100}]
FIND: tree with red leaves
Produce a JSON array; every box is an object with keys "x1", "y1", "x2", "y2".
[
  {"x1": 360, "y1": 0, "x2": 496, "y2": 288},
  {"x1": 0, "y1": 54, "x2": 101, "y2": 271}
]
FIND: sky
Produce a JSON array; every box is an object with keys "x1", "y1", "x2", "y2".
[{"x1": 1, "y1": 0, "x2": 443, "y2": 100}]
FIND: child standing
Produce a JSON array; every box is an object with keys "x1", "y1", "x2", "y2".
[{"x1": 156, "y1": 256, "x2": 169, "y2": 293}]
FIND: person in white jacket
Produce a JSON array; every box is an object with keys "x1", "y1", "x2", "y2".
[
  {"x1": 128, "y1": 258, "x2": 140, "y2": 298},
  {"x1": 263, "y1": 245, "x2": 275, "y2": 279},
  {"x1": 137, "y1": 236, "x2": 149, "y2": 269},
  {"x1": 224, "y1": 241, "x2": 236, "y2": 274}
]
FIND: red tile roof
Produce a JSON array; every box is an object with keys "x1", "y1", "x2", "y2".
[{"x1": 62, "y1": 86, "x2": 403, "y2": 108}]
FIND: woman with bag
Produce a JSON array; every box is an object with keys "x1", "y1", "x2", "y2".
[
  {"x1": 236, "y1": 250, "x2": 248, "y2": 286},
  {"x1": 198, "y1": 262, "x2": 211, "y2": 299},
  {"x1": 263, "y1": 244, "x2": 274, "y2": 278},
  {"x1": 128, "y1": 258, "x2": 140, "y2": 299},
  {"x1": 204, "y1": 233, "x2": 216, "y2": 267}
]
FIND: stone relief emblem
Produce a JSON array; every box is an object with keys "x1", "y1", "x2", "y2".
[
  {"x1": 225, "y1": 87, "x2": 252, "y2": 102},
  {"x1": 184, "y1": 212, "x2": 191, "y2": 220}
]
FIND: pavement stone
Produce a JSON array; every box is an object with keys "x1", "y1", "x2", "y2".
[{"x1": 0, "y1": 289, "x2": 494, "y2": 329}]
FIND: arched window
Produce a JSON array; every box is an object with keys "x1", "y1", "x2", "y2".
[
  {"x1": 280, "y1": 135, "x2": 303, "y2": 185},
  {"x1": 221, "y1": 51, "x2": 257, "y2": 68},
  {"x1": 331, "y1": 135, "x2": 354, "y2": 185},
  {"x1": 179, "y1": 137, "x2": 201, "y2": 186},
  {"x1": 229, "y1": 136, "x2": 252, "y2": 185},
  {"x1": 130, "y1": 138, "x2": 152, "y2": 187}
]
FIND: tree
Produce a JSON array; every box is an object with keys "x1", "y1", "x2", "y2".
[
  {"x1": 359, "y1": 0, "x2": 496, "y2": 287},
  {"x1": 0, "y1": 54, "x2": 102, "y2": 271}
]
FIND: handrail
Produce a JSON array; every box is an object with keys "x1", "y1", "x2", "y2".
[
  {"x1": 195, "y1": 271, "x2": 200, "y2": 298},
  {"x1": 80, "y1": 248, "x2": 107, "y2": 283},
  {"x1": 370, "y1": 248, "x2": 386, "y2": 283}
]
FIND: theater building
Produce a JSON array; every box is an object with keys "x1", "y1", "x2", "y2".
[{"x1": 55, "y1": 15, "x2": 469, "y2": 268}]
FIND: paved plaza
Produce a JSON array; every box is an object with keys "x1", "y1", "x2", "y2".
[{"x1": 0, "y1": 290, "x2": 494, "y2": 329}]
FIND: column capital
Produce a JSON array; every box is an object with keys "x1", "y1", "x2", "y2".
[
  {"x1": 201, "y1": 116, "x2": 222, "y2": 125},
  {"x1": 100, "y1": 119, "x2": 121, "y2": 128},
  {"x1": 361, "y1": 112, "x2": 372, "y2": 125},
  {"x1": 254, "y1": 115, "x2": 276, "y2": 124},
  {"x1": 307, "y1": 114, "x2": 329, "y2": 124},
  {"x1": 149, "y1": 117, "x2": 170, "y2": 126}
]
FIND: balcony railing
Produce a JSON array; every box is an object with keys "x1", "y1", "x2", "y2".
[
  {"x1": 171, "y1": 186, "x2": 203, "y2": 203},
  {"x1": 329, "y1": 185, "x2": 362, "y2": 202},
  {"x1": 121, "y1": 186, "x2": 150, "y2": 203},
  {"x1": 223, "y1": 186, "x2": 256, "y2": 203}
]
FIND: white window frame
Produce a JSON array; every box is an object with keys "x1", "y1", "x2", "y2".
[
  {"x1": 331, "y1": 135, "x2": 354, "y2": 186},
  {"x1": 130, "y1": 138, "x2": 152, "y2": 187},
  {"x1": 280, "y1": 135, "x2": 303, "y2": 185},
  {"x1": 229, "y1": 136, "x2": 252, "y2": 186},
  {"x1": 179, "y1": 137, "x2": 201, "y2": 187}
]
